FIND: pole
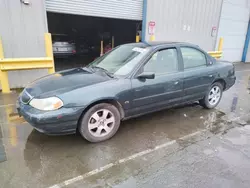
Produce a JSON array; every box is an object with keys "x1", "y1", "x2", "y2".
[
  {"x1": 0, "y1": 37, "x2": 11, "y2": 93},
  {"x1": 44, "y1": 33, "x2": 55, "y2": 74},
  {"x1": 218, "y1": 37, "x2": 224, "y2": 51},
  {"x1": 136, "y1": 35, "x2": 140, "y2": 42},
  {"x1": 150, "y1": 35, "x2": 155, "y2": 42},
  {"x1": 100, "y1": 40, "x2": 104, "y2": 56},
  {"x1": 112, "y1": 36, "x2": 114, "y2": 49}
]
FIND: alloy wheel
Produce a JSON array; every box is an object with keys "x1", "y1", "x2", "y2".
[
  {"x1": 88, "y1": 109, "x2": 115, "y2": 138},
  {"x1": 208, "y1": 86, "x2": 221, "y2": 106}
]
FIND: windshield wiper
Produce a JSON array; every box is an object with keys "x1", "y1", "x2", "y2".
[{"x1": 90, "y1": 66, "x2": 114, "y2": 78}]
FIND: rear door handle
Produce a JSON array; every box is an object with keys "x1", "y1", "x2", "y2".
[
  {"x1": 208, "y1": 75, "x2": 213, "y2": 77},
  {"x1": 174, "y1": 81, "x2": 179, "y2": 85}
]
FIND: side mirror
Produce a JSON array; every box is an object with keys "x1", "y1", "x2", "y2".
[{"x1": 137, "y1": 72, "x2": 155, "y2": 79}]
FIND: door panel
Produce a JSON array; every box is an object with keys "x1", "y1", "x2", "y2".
[
  {"x1": 180, "y1": 47, "x2": 215, "y2": 101},
  {"x1": 183, "y1": 66, "x2": 215, "y2": 101},
  {"x1": 130, "y1": 72, "x2": 183, "y2": 115},
  {"x1": 127, "y1": 47, "x2": 184, "y2": 117}
]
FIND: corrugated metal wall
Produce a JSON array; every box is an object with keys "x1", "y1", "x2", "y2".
[
  {"x1": 0, "y1": 0, "x2": 48, "y2": 89},
  {"x1": 145, "y1": 0, "x2": 223, "y2": 51},
  {"x1": 46, "y1": 0, "x2": 143, "y2": 20}
]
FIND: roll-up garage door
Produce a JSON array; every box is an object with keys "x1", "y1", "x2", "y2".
[
  {"x1": 45, "y1": 0, "x2": 143, "y2": 20},
  {"x1": 216, "y1": 0, "x2": 250, "y2": 62}
]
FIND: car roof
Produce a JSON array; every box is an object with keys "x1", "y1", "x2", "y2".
[
  {"x1": 147, "y1": 41, "x2": 192, "y2": 46},
  {"x1": 127, "y1": 41, "x2": 199, "y2": 48}
]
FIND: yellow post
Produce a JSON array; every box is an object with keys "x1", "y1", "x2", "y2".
[
  {"x1": 218, "y1": 37, "x2": 224, "y2": 51},
  {"x1": 45, "y1": 33, "x2": 55, "y2": 74},
  {"x1": 112, "y1": 36, "x2": 114, "y2": 49},
  {"x1": 136, "y1": 35, "x2": 140, "y2": 43},
  {"x1": 100, "y1": 40, "x2": 104, "y2": 56},
  {"x1": 0, "y1": 71, "x2": 11, "y2": 93},
  {"x1": 0, "y1": 37, "x2": 11, "y2": 93},
  {"x1": 150, "y1": 35, "x2": 155, "y2": 41}
]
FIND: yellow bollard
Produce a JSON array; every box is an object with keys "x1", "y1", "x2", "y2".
[
  {"x1": 218, "y1": 37, "x2": 224, "y2": 51},
  {"x1": 112, "y1": 36, "x2": 114, "y2": 49},
  {"x1": 44, "y1": 33, "x2": 55, "y2": 74},
  {"x1": 100, "y1": 40, "x2": 104, "y2": 56},
  {"x1": 0, "y1": 38, "x2": 11, "y2": 93},
  {"x1": 0, "y1": 71, "x2": 11, "y2": 93},
  {"x1": 136, "y1": 35, "x2": 140, "y2": 43},
  {"x1": 150, "y1": 35, "x2": 155, "y2": 42}
]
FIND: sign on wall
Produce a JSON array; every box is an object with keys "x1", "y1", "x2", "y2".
[
  {"x1": 148, "y1": 21, "x2": 156, "y2": 35},
  {"x1": 211, "y1": 26, "x2": 217, "y2": 37}
]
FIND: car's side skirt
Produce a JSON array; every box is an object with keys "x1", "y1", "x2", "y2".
[{"x1": 122, "y1": 97, "x2": 203, "y2": 121}]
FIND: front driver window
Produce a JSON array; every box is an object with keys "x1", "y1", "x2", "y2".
[{"x1": 143, "y1": 48, "x2": 178, "y2": 74}]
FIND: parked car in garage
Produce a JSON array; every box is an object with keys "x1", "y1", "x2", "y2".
[
  {"x1": 17, "y1": 42, "x2": 236, "y2": 143},
  {"x1": 76, "y1": 37, "x2": 99, "y2": 57},
  {"x1": 75, "y1": 37, "x2": 90, "y2": 56},
  {"x1": 52, "y1": 34, "x2": 76, "y2": 57}
]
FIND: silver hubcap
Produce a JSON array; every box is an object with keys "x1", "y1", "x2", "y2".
[
  {"x1": 208, "y1": 86, "x2": 221, "y2": 106},
  {"x1": 88, "y1": 109, "x2": 115, "y2": 138}
]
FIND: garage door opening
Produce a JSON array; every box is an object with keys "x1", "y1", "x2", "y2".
[{"x1": 47, "y1": 12, "x2": 142, "y2": 71}]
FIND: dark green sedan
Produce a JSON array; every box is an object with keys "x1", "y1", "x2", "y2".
[{"x1": 17, "y1": 42, "x2": 236, "y2": 142}]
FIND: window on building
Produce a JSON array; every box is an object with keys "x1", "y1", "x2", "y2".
[
  {"x1": 143, "y1": 48, "x2": 178, "y2": 74},
  {"x1": 181, "y1": 47, "x2": 207, "y2": 69}
]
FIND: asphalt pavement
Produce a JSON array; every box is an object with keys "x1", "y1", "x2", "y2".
[{"x1": 0, "y1": 63, "x2": 250, "y2": 188}]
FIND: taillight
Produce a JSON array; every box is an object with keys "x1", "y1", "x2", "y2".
[{"x1": 72, "y1": 50, "x2": 76, "y2": 54}]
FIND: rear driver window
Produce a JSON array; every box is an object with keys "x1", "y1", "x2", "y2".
[
  {"x1": 144, "y1": 48, "x2": 178, "y2": 74},
  {"x1": 181, "y1": 47, "x2": 207, "y2": 69}
]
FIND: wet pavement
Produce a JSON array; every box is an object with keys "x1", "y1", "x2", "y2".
[{"x1": 0, "y1": 63, "x2": 250, "y2": 188}]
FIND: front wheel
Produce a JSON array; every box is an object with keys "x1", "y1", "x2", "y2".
[
  {"x1": 199, "y1": 82, "x2": 223, "y2": 109},
  {"x1": 79, "y1": 103, "x2": 121, "y2": 142}
]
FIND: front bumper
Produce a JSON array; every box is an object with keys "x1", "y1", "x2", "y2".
[{"x1": 17, "y1": 100, "x2": 84, "y2": 135}]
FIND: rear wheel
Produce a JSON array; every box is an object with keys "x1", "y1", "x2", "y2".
[
  {"x1": 199, "y1": 82, "x2": 223, "y2": 109},
  {"x1": 79, "y1": 103, "x2": 121, "y2": 142}
]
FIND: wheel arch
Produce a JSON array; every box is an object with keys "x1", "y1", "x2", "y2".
[
  {"x1": 77, "y1": 98, "x2": 125, "y2": 130},
  {"x1": 212, "y1": 78, "x2": 226, "y2": 90}
]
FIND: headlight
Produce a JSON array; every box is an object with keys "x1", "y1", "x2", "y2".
[{"x1": 29, "y1": 97, "x2": 63, "y2": 111}]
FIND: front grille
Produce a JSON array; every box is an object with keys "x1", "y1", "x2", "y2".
[{"x1": 20, "y1": 90, "x2": 32, "y2": 104}]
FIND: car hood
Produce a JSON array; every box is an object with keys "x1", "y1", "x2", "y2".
[{"x1": 25, "y1": 68, "x2": 111, "y2": 98}]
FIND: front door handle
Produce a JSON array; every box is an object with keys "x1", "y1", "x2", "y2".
[
  {"x1": 174, "y1": 81, "x2": 179, "y2": 85},
  {"x1": 208, "y1": 75, "x2": 213, "y2": 77}
]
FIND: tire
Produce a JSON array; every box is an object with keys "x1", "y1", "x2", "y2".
[
  {"x1": 199, "y1": 82, "x2": 223, "y2": 109},
  {"x1": 78, "y1": 103, "x2": 121, "y2": 142}
]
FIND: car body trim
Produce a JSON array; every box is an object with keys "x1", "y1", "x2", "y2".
[{"x1": 133, "y1": 89, "x2": 183, "y2": 102}]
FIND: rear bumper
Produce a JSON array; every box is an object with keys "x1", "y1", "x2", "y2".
[
  {"x1": 225, "y1": 76, "x2": 236, "y2": 91},
  {"x1": 53, "y1": 52, "x2": 76, "y2": 57},
  {"x1": 17, "y1": 100, "x2": 84, "y2": 135}
]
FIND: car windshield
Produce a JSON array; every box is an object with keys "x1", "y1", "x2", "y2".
[{"x1": 88, "y1": 44, "x2": 150, "y2": 76}]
